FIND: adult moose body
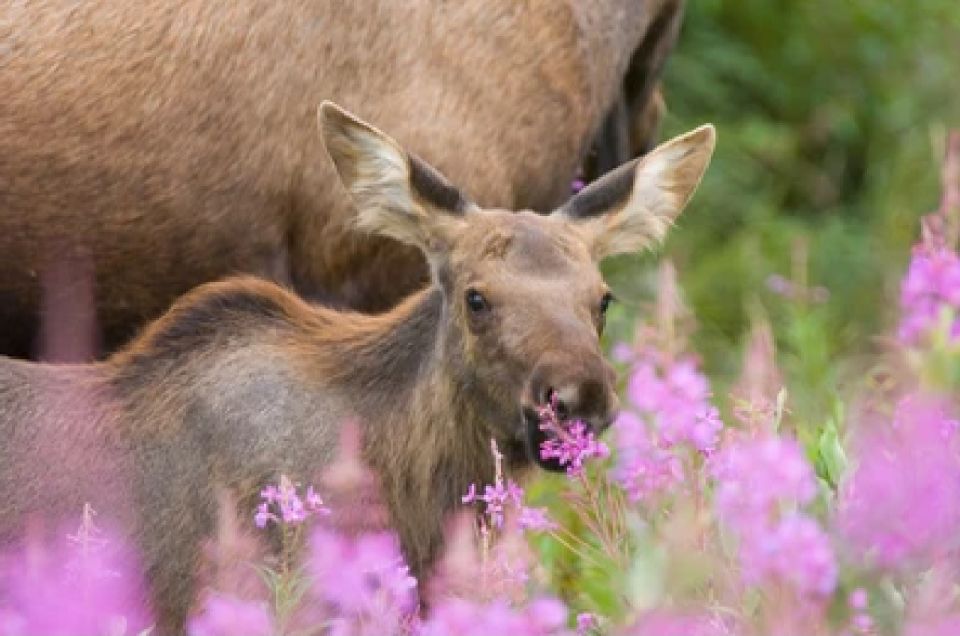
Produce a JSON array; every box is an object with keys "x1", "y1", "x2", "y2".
[
  {"x1": 0, "y1": 103, "x2": 715, "y2": 634},
  {"x1": 0, "y1": 0, "x2": 683, "y2": 359}
]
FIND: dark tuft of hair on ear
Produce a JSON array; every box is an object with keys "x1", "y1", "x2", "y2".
[
  {"x1": 560, "y1": 158, "x2": 639, "y2": 220},
  {"x1": 408, "y1": 154, "x2": 468, "y2": 214}
]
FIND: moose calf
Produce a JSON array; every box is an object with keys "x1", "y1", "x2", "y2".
[{"x1": 0, "y1": 104, "x2": 715, "y2": 634}]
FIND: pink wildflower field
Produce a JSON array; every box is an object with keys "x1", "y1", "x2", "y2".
[{"x1": 3, "y1": 144, "x2": 960, "y2": 636}]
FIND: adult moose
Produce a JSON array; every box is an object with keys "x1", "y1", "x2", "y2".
[
  {"x1": 0, "y1": 0, "x2": 684, "y2": 359},
  {"x1": 0, "y1": 103, "x2": 715, "y2": 633}
]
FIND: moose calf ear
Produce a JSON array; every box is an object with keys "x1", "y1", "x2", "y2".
[
  {"x1": 558, "y1": 124, "x2": 716, "y2": 259},
  {"x1": 318, "y1": 101, "x2": 470, "y2": 254}
]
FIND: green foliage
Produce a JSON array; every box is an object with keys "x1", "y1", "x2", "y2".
[{"x1": 659, "y1": 0, "x2": 959, "y2": 381}]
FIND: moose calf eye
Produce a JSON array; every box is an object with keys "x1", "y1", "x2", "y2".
[
  {"x1": 466, "y1": 289, "x2": 488, "y2": 313},
  {"x1": 599, "y1": 292, "x2": 615, "y2": 315}
]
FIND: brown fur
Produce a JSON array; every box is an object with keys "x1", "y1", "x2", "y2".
[
  {"x1": 0, "y1": 106, "x2": 714, "y2": 634},
  {"x1": 0, "y1": 0, "x2": 683, "y2": 359}
]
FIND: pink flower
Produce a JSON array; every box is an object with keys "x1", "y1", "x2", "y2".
[
  {"x1": 517, "y1": 506, "x2": 555, "y2": 532},
  {"x1": 712, "y1": 433, "x2": 835, "y2": 597},
  {"x1": 420, "y1": 597, "x2": 573, "y2": 636},
  {"x1": 0, "y1": 525, "x2": 152, "y2": 635},
  {"x1": 838, "y1": 394, "x2": 960, "y2": 569},
  {"x1": 712, "y1": 434, "x2": 817, "y2": 534},
  {"x1": 611, "y1": 411, "x2": 683, "y2": 503},
  {"x1": 309, "y1": 527, "x2": 417, "y2": 622},
  {"x1": 576, "y1": 612, "x2": 598, "y2": 635},
  {"x1": 898, "y1": 244, "x2": 960, "y2": 345},
  {"x1": 739, "y1": 513, "x2": 837, "y2": 597},
  {"x1": 536, "y1": 398, "x2": 610, "y2": 476},
  {"x1": 188, "y1": 595, "x2": 272, "y2": 636},
  {"x1": 254, "y1": 477, "x2": 329, "y2": 529},
  {"x1": 623, "y1": 610, "x2": 729, "y2": 636},
  {"x1": 626, "y1": 356, "x2": 722, "y2": 453}
]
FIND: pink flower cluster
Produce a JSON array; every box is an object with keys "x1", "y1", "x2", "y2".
[
  {"x1": 627, "y1": 356, "x2": 723, "y2": 453},
  {"x1": 188, "y1": 595, "x2": 272, "y2": 636},
  {"x1": 713, "y1": 434, "x2": 837, "y2": 597},
  {"x1": 537, "y1": 397, "x2": 610, "y2": 477},
  {"x1": 898, "y1": 244, "x2": 960, "y2": 345},
  {"x1": 0, "y1": 524, "x2": 152, "y2": 635},
  {"x1": 254, "y1": 478, "x2": 329, "y2": 528},
  {"x1": 838, "y1": 395, "x2": 960, "y2": 569},
  {"x1": 612, "y1": 352, "x2": 721, "y2": 502},
  {"x1": 463, "y1": 442, "x2": 555, "y2": 533},
  {"x1": 610, "y1": 411, "x2": 683, "y2": 502},
  {"x1": 310, "y1": 528, "x2": 418, "y2": 634},
  {"x1": 420, "y1": 596, "x2": 573, "y2": 636}
]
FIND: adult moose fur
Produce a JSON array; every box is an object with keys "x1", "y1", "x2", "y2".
[
  {"x1": 0, "y1": 0, "x2": 684, "y2": 360},
  {"x1": 0, "y1": 103, "x2": 715, "y2": 633}
]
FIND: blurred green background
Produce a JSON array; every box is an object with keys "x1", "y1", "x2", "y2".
[{"x1": 604, "y1": 0, "x2": 960, "y2": 398}]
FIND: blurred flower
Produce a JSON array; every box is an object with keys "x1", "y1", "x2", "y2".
[
  {"x1": 622, "y1": 610, "x2": 730, "y2": 636},
  {"x1": 712, "y1": 433, "x2": 836, "y2": 597},
  {"x1": 517, "y1": 506, "x2": 555, "y2": 532},
  {"x1": 712, "y1": 434, "x2": 817, "y2": 534},
  {"x1": 739, "y1": 513, "x2": 837, "y2": 597},
  {"x1": 0, "y1": 512, "x2": 152, "y2": 636},
  {"x1": 576, "y1": 612, "x2": 598, "y2": 635},
  {"x1": 897, "y1": 244, "x2": 960, "y2": 345},
  {"x1": 310, "y1": 528, "x2": 417, "y2": 613},
  {"x1": 610, "y1": 411, "x2": 683, "y2": 503},
  {"x1": 420, "y1": 596, "x2": 572, "y2": 636},
  {"x1": 838, "y1": 394, "x2": 960, "y2": 569},
  {"x1": 626, "y1": 356, "x2": 722, "y2": 453},
  {"x1": 187, "y1": 595, "x2": 272, "y2": 636}
]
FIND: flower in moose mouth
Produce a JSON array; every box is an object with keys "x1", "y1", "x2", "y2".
[{"x1": 535, "y1": 396, "x2": 610, "y2": 477}]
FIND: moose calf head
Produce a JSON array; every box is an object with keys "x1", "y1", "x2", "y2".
[{"x1": 320, "y1": 102, "x2": 715, "y2": 472}]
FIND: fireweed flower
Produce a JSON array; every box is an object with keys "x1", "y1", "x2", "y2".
[
  {"x1": 739, "y1": 513, "x2": 837, "y2": 597},
  {"x1": 623, "y1": 610, "x2": 730, "y2": 636},
  {"x1": 897, "y1": 243, "x2": 960, "y2": 345},
  {"x1": 309, "y1": 527, "x2": 417, "y2": 625},
  {"x1": 838, "y1": 394, "x2": 960, "y2": 569},
  {"x1": 0, "y1": 523, "x2": 152, "y2": 635},
  {"x1": 712, "y1": 434, "x2": 817, "y2": 533},
  {"x1": 536, "y1": 397, "x2": 610, "y2": 476},
  {"x1": 712, "y1": 433, "x2": 836, "y2": 597},
  {"x1": 625, "y1": 355, "x2": 723, "y2": 453},
  {"x1": 419, "y1": 596, "x2": 572, "y2": 636},
  {"x1": 254, "y1": 476, "x2": 329, "y2": 529},
  {"x1": 463, "y1": 441, "x2": 555, "y2": 533},
  {"x1": 187, "y1": 595, "x2": 273, "y2": 636},
  {"x1": 610, "y1": 411, "x2": 683, "y2": 503}
]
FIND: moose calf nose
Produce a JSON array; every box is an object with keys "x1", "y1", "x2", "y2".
[{"x1": 528, "y1": 357, "x2": 616, "y2": 433}]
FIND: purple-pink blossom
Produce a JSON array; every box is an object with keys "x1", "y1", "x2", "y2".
[
  {"x1": 897, "y1": 243, "x2": 960, "y2": 345},
  {"x1": 187, "y1": 595, "x2": 272, "y2": 636},
  {"x1": 622, "y1": 610, "x2": 729, "y2": 636},
  {"x1": 712, "y1": 433, "x2": 836, "y2": 597},
  {"x1": 536, "y1": 398, "x2": 610, "y2": 476},
  {"x1": 625, "y1": 356, "x2": 723, "y2": 453},
  {"x1": 419, "y1": 596, "x2": 572, "y2": 636},
  {"x1": 254, "y1": 478, "x2": 329, "y2": 529},
  {"x1": 0, "y1": 525, "x2": 152, "y2": 636},
  {"x1": 610, "y1": 411, "x2": 683, "y2": 503},
  {"x1": 309, "y1": 527, "x2": 417, "y2": 625},
  {"x1": 838, "y1": 394, "x2": 960, "y2": 569},
  {"x1": 738, "y1": 513, "x2": 837, "y2": 597},
  {"x1": 712, "y1": 434, "x2": 817, "y2": 534}
]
